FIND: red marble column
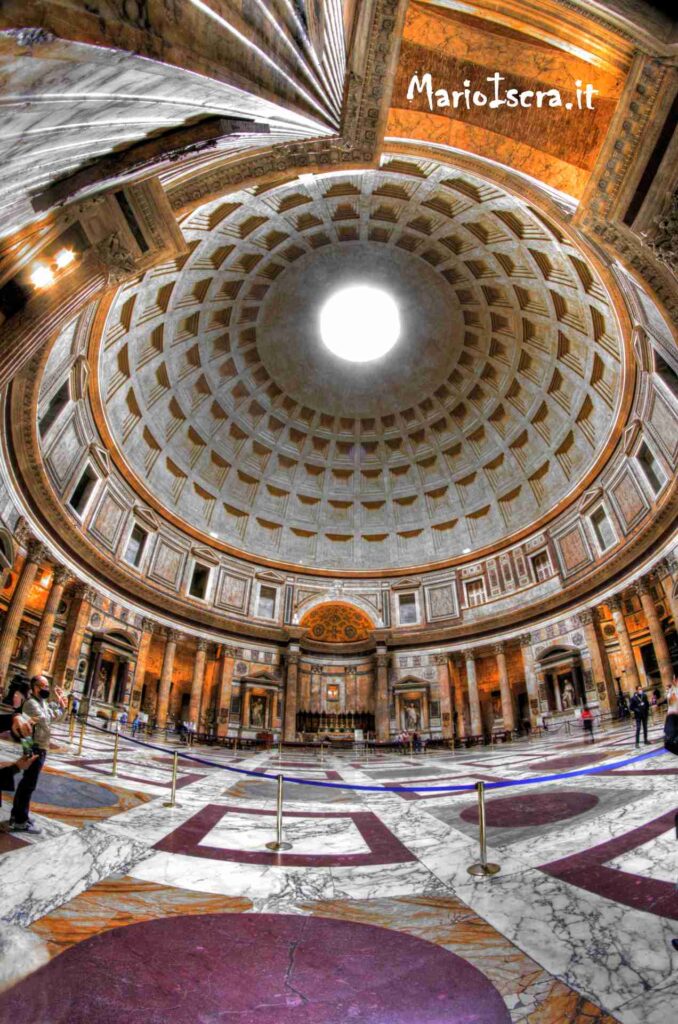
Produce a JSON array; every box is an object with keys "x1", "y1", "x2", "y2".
[
  {"x1": 578, "y1": 607, "x2": 615, "y2": 712},
  {"x1": 519, "y1": 634, "x2": 540, "y2": 727},
  {"x1": 156, "y1": 629, "x2": 179, "y2": 730},
  {"x1": 609, "y1": 595, "x2": 641, "y2": 691},
  {"x1": 188, "y1": 638, "x2": 208, "y2": 728},
  {"x1": 26, "y1": 564, "x2": 71, "y2": 678},
  {"x1": 433, "y1": 653, "x2": 453, "y2": 739},
  {"x1": 216, "y1": 645, "x2": 237, "y2": 738},
  {"x1": 283, "y1": 648, "x2": 300, "y2": 741},
  {"x1": 494, "y1": 642, "x2": 515, "y2": 732},
  {"x1": 51, "y1": 583, "x2": 95, "y2": 692},
  {"x1": 635, "y1": 576, "x2": 673, "y2": 689},
  {"x1": 129, "y1": 618, "x2": 155, "y2": 713},
  {"x1": 0, "y1": 539, "x2": 47, "y2": 688},
  {"x1": 464, "y1": 649, "x2": 482, "y2": 737},
  {"x1": 374, "y1": 647, "x2": 390, "y2": 741}
]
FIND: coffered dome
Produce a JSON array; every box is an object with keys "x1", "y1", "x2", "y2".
[{"x1": 93, "y1": 157, "x2": 626, "y2": 571}]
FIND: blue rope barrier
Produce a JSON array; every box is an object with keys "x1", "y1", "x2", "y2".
[{"x1": 74, "y1": 720, "x2": 668, "y2": 794}]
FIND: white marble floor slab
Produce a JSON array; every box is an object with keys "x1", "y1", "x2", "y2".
[{"x1": 199, "y1": 810, "x2": 371, "y2": 855}]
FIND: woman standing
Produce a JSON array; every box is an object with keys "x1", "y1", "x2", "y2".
[{"x1": 664, "y1": 676, "x2": 678, "y2": 755}]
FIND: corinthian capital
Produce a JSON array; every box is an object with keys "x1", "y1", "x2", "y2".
[
  {"x1": 26, "y1": 538, "x2": 49, "y2": 564},
  {"x1": 52, "y1": 565, "x2": 72, "y2": 587}
]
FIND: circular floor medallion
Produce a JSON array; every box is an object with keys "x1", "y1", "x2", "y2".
[{"x1": 0, "y1": 912, "x2": 511, "y2": 1023}]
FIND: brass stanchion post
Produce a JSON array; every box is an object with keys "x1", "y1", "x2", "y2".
[
  {"x1": 68, "y1": 711, "x2": 76, "y2": 744},
  {"x1": 266, "y1": 774, "x2": 292, "y2": 851},
  {"x1": 111, "y1": 729, "x2": 120, "y2": 777},
  {"x1": 320, "y1": 741, "x2": 324, "y2": 765},
  {"x1": 409, "y1": 738, "x2": 414, "y2": 758},
  {"x1": 467, "y1": 781, "x2": 500, "y2": 876},
  {"x1": 77, "y1": 717, "x2": 86, "y2": 756},
  {"x1": 163, "y1": 751, "x2": 181, "y2": 808}
]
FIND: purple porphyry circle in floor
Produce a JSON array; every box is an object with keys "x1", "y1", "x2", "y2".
[
  {"x1": 527, "y1": 751, "x2": 616, "y2": 773},
  {"x1": 0, "y1": 912, "x2": 511, "y2": 1024},
  {"x1": 460, "y1": 790, "x2": 599, "y2": 827}
]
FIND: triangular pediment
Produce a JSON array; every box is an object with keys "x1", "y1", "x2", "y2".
[
  {"x1": 391, "y1": 577, "x2": 421, "y2": 591},
  {"x1": 88, "y1": 443, "x2": 110, "y2": 476},
  {"x1": 578, "y1": 486, "x2": 603, "y2": 512},
  {"x1": 133, "y1": 505, "x2": 159, "y2": 531},
  {"x1": 192, "y1": 544, "x2": 220, "y2": 566}
]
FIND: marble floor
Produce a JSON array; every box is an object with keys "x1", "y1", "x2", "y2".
[{"x1": 0, "y1": 717, "x2": 675, "y2": 1022}]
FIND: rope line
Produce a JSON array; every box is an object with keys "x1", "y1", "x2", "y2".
[{"x1": 71, "y1": 720, "x2": 668, "y2": 794}]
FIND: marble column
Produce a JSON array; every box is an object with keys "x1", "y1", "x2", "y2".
[
  {"x1": 155, "y1": 629, "x2": 179, "y2": 730},
  {"x1": 519, "y1": 634, "x2": 540, "y2": 726},
  {"x1": 0, "y1": 539, "x2": 47, "y2": 688},
  {"x1": 636, "y1": 576, "x2": 674, "y2": 689},
  {"x1": 241, "y1": 684, "x2": 252, "y2": 728},
  {"x1": 433, "y1": 653, "x2": 454, "y2": 739},
  {"x1": 216, "y1": 645, "x2": 237, "y2": 738},
  {"x1": 117, "y1": 660, "x2": 130, "y2": 705},
  {"x1": 464, "y1": 649, "x2": 482, "y2": 737},
  {"x1": 374, "y1": 647, "x2": 390, "y2": 741},
  {"x1": 129, "y1": 618, "x2": 155, "y2": 711},
  {"x1": 609, "y1": 595, "x2": 641, "y2": 691},
  {"x1": 188, "y1": 638, "x2": 208, "y2": 728},
  {"x1": 450, "y1": 656, "x2": 466, "y2": 741},
  {"x1": 51, "y1": 583, "x2": 95, "y2": 691},
  {"x1": 578, "y1": 608, "x2": 615, "y2": 711},
  {"x1": 26, "y1": 564, "x2": 71, "y2": 678},
  {"x1": 283, "y1": 648, "x2": 300, "y2": 741},
  {"x1": 552, "y1": 676, "x2": 563, "y2": 712},
  {"x1": 299, "y1": 667, "x2": 311, "y2": 710},
  {"x1": 494, "y1": 642, "x2": 515, "y2": 731}
]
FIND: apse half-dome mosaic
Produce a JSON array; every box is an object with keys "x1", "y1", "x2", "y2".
[{"x1": 299, "y1": 601, "x2": 375, "y2": 643}]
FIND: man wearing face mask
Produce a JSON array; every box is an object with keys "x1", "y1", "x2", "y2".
[{"x1": 10, "y1": 674, "x2": 67, "y2": 833}]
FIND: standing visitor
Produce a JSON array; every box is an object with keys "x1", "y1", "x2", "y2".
[
  {"x1": 10, "y1": 675, "x2": 67, "y2": 833},
  {"x1": 629, "y1": 684, "x2": 651, "y2": 747},
  {"x1": 3, "y1": 677, "x2": 30, "y2": 711},
  {"x1": 581, "y1": 705, "x2": 594, "y2": 743},
  {"x1": 664, "y1": 676, "x2": 678, "y2": 756}
]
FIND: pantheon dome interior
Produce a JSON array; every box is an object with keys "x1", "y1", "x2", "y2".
[{"x1": 0, "y1": 2, "x2": 677, "y2": 1022}]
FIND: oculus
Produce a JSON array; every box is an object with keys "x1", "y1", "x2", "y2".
[{"x1": 319, "y1": 284, "x2": 400, "y2": 363}]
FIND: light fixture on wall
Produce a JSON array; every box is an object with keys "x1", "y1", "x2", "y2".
[
  {"x1": 30, "y1": 264, "x2": 55, "y2": 289},
  {"x1": 29, "y1": 248, "x2": 79, "y2": 290},
  {"x1": 54, "y1": 248, "x2": 75, "y2": 269}
]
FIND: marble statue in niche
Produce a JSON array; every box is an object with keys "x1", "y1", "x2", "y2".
[
  {"x1": 249, "y1": 695, "x2": 266, "y2": 728},
  {"x1": 561, "y1": 679, "x2": 576, "y2": 709},
  {"x1": 93, "y1": 661, "x2": 112, "y2": 700},
  {"x1": 403, "y1": 700, "x2": 420, "y2": 730}
]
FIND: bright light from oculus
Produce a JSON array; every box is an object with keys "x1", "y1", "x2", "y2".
[{"x1": 320, "y1": 284, "x2": 400, "y2": 363}]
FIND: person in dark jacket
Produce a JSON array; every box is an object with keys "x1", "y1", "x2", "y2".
[
  {"x1": 0, "y1": 710, "x2": 37, "y2": 811},
  {"x1": 629, "y1": 684, "x2": 651, "y2": 747},
  {"x1": 3, "y1": 676, "x2": 30, "y2": 710}
]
